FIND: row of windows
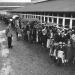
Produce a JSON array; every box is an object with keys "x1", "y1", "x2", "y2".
[
  {"x1": 21, "y1": 14, "x2": 75, "y2": 28},
  {"x1": 22, "y1": 12, "x2": 75, "y2": 18}
]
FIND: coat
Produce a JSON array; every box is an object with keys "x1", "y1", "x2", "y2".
[{"x1": 6, "y1": 28, "x2": 12, "y2": 37}]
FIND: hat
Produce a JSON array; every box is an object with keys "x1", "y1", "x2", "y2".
[{"x1": 59, "y1": 42, "x2": 62, "y2": 45}]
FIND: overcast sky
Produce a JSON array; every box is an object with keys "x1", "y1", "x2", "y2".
[{"x1": 0, "y1": 0, "x2": 31, "y2": 2}]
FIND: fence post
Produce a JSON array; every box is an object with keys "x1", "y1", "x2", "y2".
[
  {"x1": 69, "y1": 14, "x2": 72, "y2": 29},
  {"x1": 47, "y1": 17, "x2": 50, "y2": 23},
  {"x1": 57, "y1": 17, "x2": 59, "y2": 28},
  {"x1": 63, "y1": 15, "x2": 65, "y2": 28}
]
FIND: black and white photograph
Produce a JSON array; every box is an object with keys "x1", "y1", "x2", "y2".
[{"x1": 0, "y1": 0, "x2": 75, "y2": 75}]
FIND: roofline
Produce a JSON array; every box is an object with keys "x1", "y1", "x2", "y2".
[
  {"x1": 9, "y1": 11, "x2": 75, "y2": 13},
  {"x1": 32, "y1": 0, "x2": 47, "y2": 4},
  {"x1": 0, "y1": 6, "x2": 24, "y2": 7},
  {"x1": 32, "y1": 0, "x2": 55, "y2": 4}
]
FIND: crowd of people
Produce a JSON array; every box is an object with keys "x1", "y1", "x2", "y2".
[
  {"x1": 13, "y1": 19, "x2": 75, "y2": 65},
  {"x1": 4, "y1": 16, "x2": 75, "y2": 65}
]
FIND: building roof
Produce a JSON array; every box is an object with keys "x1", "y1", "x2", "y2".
[
  {"x1": 31, "y1": 0, "x2": 47, "y2": 3},
  {"x1": 9, "y1": 0, "x2": 75, "y2": 12},
  {"x1": 0, "y1": 2, "x2": 31, "y2": 6},
  {"x1": 0, "y1": 2, "x2": 33, "y2": 10}
]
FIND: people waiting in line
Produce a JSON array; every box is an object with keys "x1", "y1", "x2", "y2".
[
  {"x1": 42, "y1": 27, "x2": 47, "y2": 47},
  {"x1": 11, "y1": 19, "x2": 75, "y2": 65}
]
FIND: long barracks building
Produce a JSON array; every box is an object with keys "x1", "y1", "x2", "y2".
[{"x1": 9, "y1": 0, "x2": 75, "y2": 29}]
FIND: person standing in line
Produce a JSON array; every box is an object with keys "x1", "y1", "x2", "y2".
[
  {"x1": 42, "y1": 26, "x2": 47, "y2": 47},
  {"x1": 26, "y1": 25, "x2": 30, "y2": 41},
  {"x1": 46, "y1": 27, "x2": 51, "y2": 48},
  {"x1": 70, "y1": 30, "x2": 75, "y2": 64},
  {"x1": 15, "y1": 24, "x2": 19, "y2": 40},
  {"x1": 5, "y1": 23, "x2": 13, "y2": 48}
]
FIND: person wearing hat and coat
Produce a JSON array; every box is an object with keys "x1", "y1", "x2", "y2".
[{"x1": 5, "y1": 23, "x2": 13, "y2": 48}]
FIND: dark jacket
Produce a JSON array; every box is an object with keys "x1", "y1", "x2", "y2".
[{"x1": 59, "y1": 34, "x2": 68, "y2": 43}]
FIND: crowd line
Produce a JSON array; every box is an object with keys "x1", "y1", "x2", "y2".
[{"x1": 2, "y1": 16, "x2": 75, "y2": 66}]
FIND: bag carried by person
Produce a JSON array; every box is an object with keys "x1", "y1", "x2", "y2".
[{"x1": 46, "y1": 39, "x2": 50, "y2": 48}]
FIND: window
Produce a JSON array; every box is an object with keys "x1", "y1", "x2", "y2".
[
  {"x1": 65, "y1": 19, "x2": 70, "y2": 25},
  {"x1": 54, "y1": 18, "x2": 57, "y2": 23},
  {"x1": 36, "y1": 16, "x2": 38, "y2": 18},
  {"x1": 49, "y1": 17, "x2": 52, "y2": 22},
  {"x1": 65, "y1": 13, "x2": 71, "y2": 17},
  {"x1": 45, "y1": 17, "x2": 47, "y2": 23},
  {"x1": 59, "y1": 13, "x2": 63, "y2": 17},
  {"x1": 65, "y1": 19, "x2": 70, "y2": 28},
  {"x1": 72, "y1": 20, "x2": 75, "y2": 28},
  {"x1": 22, "y1": 15, "x2": 24, "y2": 19},
  {"x1": 72, "y1": 13, "x2": 75, "y2": 18},
  {"x1": 38, "y1": 16, "x2": 40, "y2": 20},
  {"x1": 26, "y1": 15, "x2": 27, "y2": 18},
  {"x1": 49, "y1": 12, "x2": 52, "y2": 16},
  {"x1": 59, "y1": 18, "x2": 63, "y2": 24},
  {"x1": 53, "y1": 13, "x2": 57, "y2": 16},
  {"x1": 42, "y1": 17, "x2": 44, "y2": 23}
]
